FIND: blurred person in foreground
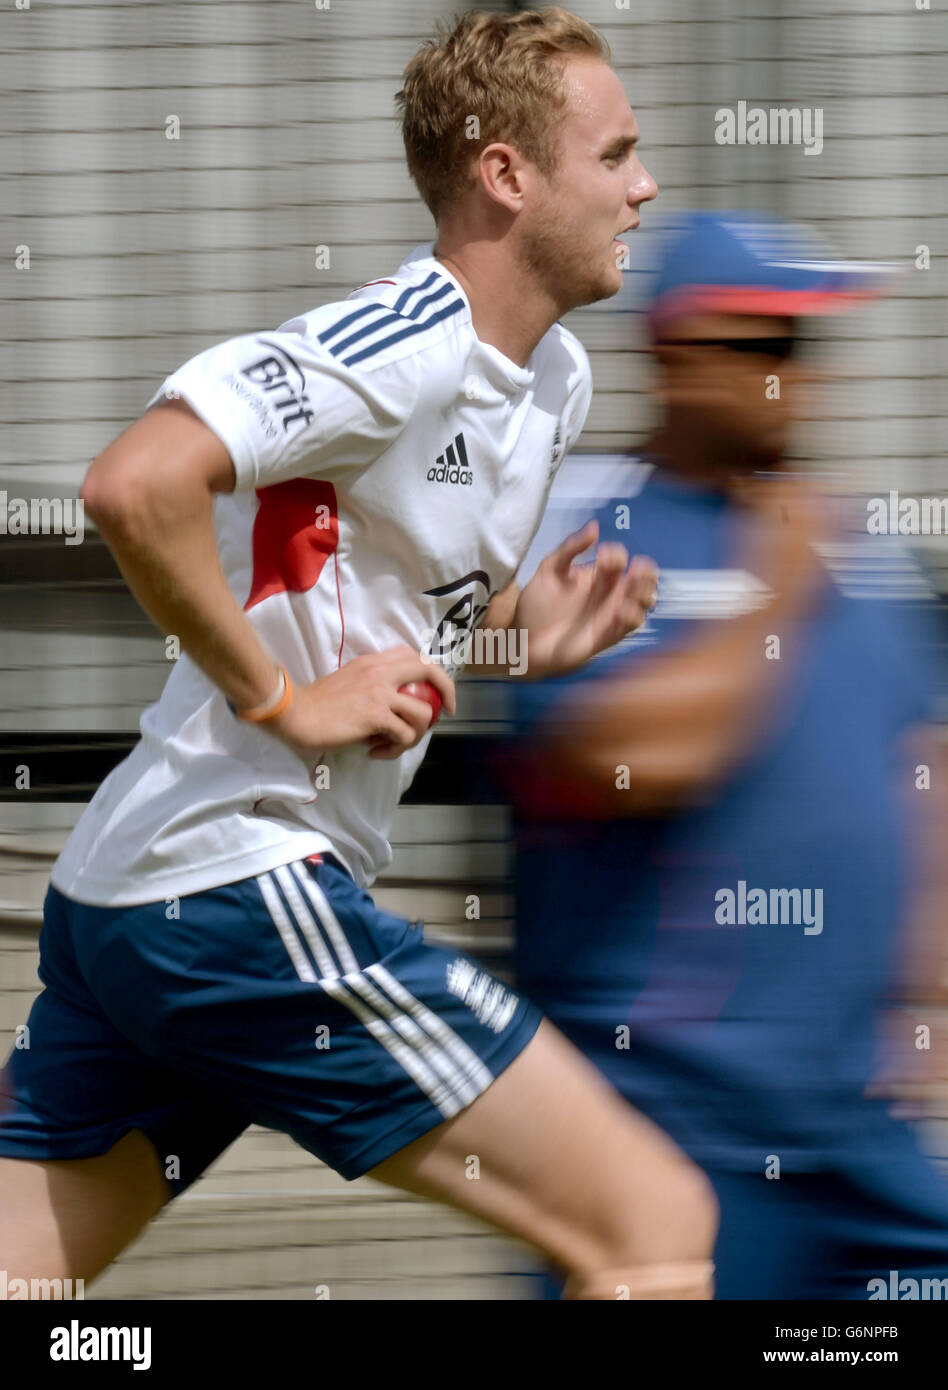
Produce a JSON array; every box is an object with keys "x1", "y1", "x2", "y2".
[{"x1": 511, "y1": 211, "x2": 948, "y2": 1300}]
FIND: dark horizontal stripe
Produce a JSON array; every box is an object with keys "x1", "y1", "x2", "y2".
[
  {"x1": 0, "y1": 533, "x2": 122, "y2": 586},
  {"x1": 0, "y1": 732, "x2": 510, "y2": 804}
]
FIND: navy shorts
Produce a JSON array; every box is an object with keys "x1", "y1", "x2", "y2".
[{"x1": 0, "y1": 854, "x2": 541, "y2": 1195}]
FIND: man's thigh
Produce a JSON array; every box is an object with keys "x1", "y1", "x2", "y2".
[
  {"x1": 368, "y1": 1015, "x2": 714, "y2": 1282},
  {"x1": 0, "y1": 1131, "x2": 168, "y2": 1284},
  {"x1": 0, "y1": 884, "x2": 249, "y2": 1284}
]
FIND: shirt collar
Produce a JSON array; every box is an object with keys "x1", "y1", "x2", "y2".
[{"x1": 399, "y1": 242, "x2": 538, "y2": 387}]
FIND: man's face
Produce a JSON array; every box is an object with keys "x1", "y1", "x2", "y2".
[
  {"x1": 655, "y1": 312, "x2": 800, "y2": 468},
  {"x1": 518, "y1": 56, "x2": 658, "y2": 311}
]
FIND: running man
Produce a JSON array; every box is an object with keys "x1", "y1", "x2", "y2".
[{"x1": 0, "y1": 10, "x2": 718, "y2": 1300}]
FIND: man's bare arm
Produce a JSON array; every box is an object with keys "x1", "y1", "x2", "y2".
[{"x1": 81, "y1": 399, "x2": 283, "y2": 713}]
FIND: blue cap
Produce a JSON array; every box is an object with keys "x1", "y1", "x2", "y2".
[{"x1": 647, "y1": 210, "x2": 896, "y2": 337}]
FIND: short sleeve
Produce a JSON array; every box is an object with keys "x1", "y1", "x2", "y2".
[{"x1": 145, "y1": 309, "x2": 423, "y2": 491}]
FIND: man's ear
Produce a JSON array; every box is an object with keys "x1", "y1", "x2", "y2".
[{"x1": 477, "y1": 142, "x2": 528, "y2": 214}]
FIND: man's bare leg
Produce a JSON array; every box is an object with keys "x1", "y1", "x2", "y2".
[
  {"x1": 0, "y1": 1023, "x2": 716, "y2": 1298},
  {"x1": 369, "y1": 1020, "x2": 717, "y2": 1299},
  {"x1": 0, "y1": 1129, "x2": 167, "y2": 1286}
]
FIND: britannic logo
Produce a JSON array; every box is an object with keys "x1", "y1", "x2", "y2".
[{"x1": 239, "y1": 339, "x2": 316, "y2": 434}]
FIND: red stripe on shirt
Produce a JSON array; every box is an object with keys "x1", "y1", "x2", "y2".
[{"x1": 245, "y1": 478, "x2": 339, "y2": 610}]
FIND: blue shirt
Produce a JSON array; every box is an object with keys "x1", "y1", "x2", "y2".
[{"x1": 513, "y1": 464, "x2": 945, "y2": 1171}]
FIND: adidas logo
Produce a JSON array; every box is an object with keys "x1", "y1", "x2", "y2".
[
  {"x1": 445, "y1": 958, "x2": 519, "y2": 1034},
  {"x1": 427, "y1": 431, "x2": 473, "y2": 487}
]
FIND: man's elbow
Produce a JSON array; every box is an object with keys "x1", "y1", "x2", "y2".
[
  {"x1": 78, "y1": 458, "x2": 113, "y2": 525},
  {"x1": 80, "y1": 455, "x2": 146, "y2": 537}
]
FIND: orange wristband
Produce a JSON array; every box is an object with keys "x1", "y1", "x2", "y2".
[{"x1": 234, "y1": 667, "x2": 293, "y2": 723}]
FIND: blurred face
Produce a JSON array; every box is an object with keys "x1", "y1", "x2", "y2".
[
  {"x1": 655, "y1": 312, "x2": 800, "y2": 468},
  {"x1": 517, "y1": 56, "x2": 658, "y2": 311}
]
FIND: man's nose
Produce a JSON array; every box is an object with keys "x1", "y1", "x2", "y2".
[{"x1": 632, "y1": 164, "x2": 659, "y2": 205}]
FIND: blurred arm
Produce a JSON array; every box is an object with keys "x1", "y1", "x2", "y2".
[
  {"x1": 869, "y1": 723, "x2": 948, "y2": 1106},
  {"x1": 895, "y1": 723, "x2": 948, "y2": 1005},
  {"x1": 534, "y1": 481, "x2": 827, "y2": 813}
]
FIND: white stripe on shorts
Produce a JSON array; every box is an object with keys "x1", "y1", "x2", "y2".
[
  {"x1": 365, "y1": 963, "x2": 494, "y2": 1094},
  {"x1": 256, "y1": 865, "x2": 488, "y2": 1119},
  {"x1": 316, "y1": 973, "x2": 462, "y2": 1118},
  {"x1": 273, "y1": 863, "x2": 339, "y2": 978},
  {"x1": 256, "y1": 871, "x2": 317, "y2": 983},
  {"x1": 342, "y1": 970, "x2": 482, "y2": 1109},
  {"x1": 278, "y1": 864, "x2": 475, "y2": 1106},
  {"x1": 290, "y1": 863, "x2": 494, "y2": 1101},
  {"x1": 289, "y1": 860, "x2": 359, "y2": 974}
]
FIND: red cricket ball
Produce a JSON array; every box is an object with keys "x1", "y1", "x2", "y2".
[{"x1": 398, "y1": 680, "x2": 443, "y2": 727}]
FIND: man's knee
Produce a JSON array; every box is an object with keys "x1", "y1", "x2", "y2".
[
  {"x1": 566, "y1": 1161, "x2": 719, "y2": 1299},
  {"x1": 565, "y1": 1258, "x2": 716, "y2": 1300}
]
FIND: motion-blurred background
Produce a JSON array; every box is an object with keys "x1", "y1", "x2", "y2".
[{"x1": 1, "y1": 0, "x2": 946, "y2": 1297}]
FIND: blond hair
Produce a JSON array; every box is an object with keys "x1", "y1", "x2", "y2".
[{"x1": 396, "y1": 7, "x2": 610, "y2": 222}]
